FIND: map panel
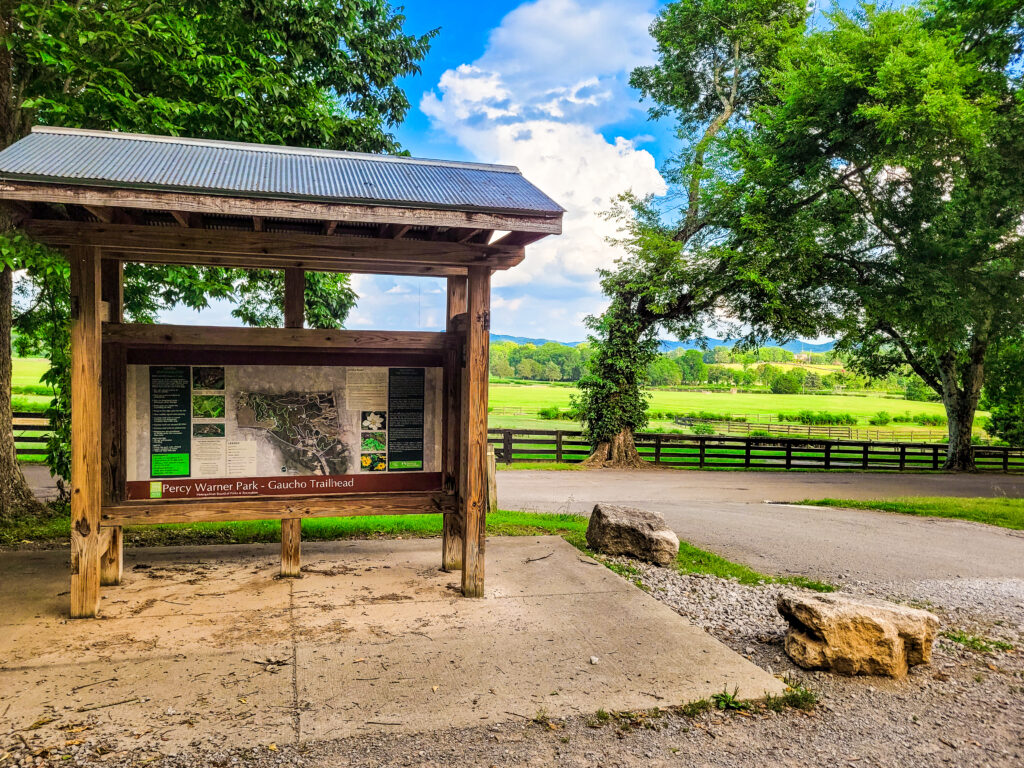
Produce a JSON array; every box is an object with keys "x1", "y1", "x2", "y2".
[{"x1": 125, "y1": 363, "x2": 442, "y2": 499}]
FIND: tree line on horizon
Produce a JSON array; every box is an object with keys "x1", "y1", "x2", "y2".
[{"x1": 492, "y1": 339, "x2": 939, "y2": 400}]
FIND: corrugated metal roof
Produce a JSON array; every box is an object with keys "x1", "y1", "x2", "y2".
[{"x1": 0, "y1": 127, "x2": 564, "y2": 216}]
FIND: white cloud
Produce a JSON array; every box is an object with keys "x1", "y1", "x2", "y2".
[{"x1": 420, "y1": 0, "x2": 665, "y2": 340}]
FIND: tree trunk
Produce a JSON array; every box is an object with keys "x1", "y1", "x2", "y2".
[
  {"x1": 0, "y1": 266, "x2": 46, "y2": 519},
  {"x1": 937, "y1": 342, "x2": 987, "y2": 473},
  {"x1": 581, "y1": 427, "x2": 651, "y2": 469},
  {"x1": 942, "y1": 388, "x2": 978, "y2": 471}
]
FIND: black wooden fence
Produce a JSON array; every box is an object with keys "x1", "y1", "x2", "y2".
[
  {"x1": 488, "y1": 429, "x2": 1024, "y2": 473},
  {"x1": 13, "y1": 411, "x2": 50, "y2": 460}
]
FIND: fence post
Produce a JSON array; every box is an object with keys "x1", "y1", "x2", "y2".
[
  {"x1": 555, "y1": 430, "x2": 563, "y2": 463},
  {"x1": 862, "y1": 443, "x2": 869, "y2": 470},
  {"x1": 899, "y1": 444, "x2": 906, "y2": 471},
  {"x1": 744, "y1": 440, "x2": 752, "y2": 468},
  {"x1": 823, "y1": 442, "x2": 830, "y2": 469},
  {"x1": 932, "y1": 445, "x2": 940, "y2": 470},
  {"x1": 785, "y1": 441, "x2": 792, "y2": 469},
  {"x1": 699, "y1": 438, "x2": 706, "y2": 468},
  {"x1": 1004, "y1": 448, "x2": 1010, "y2": 473},
  {"x1": 654, "y1": 434, "x2": 662, "y2": 465},
  {"x1": 503, "y1": 430, "x2": 513, "y2": 466}
]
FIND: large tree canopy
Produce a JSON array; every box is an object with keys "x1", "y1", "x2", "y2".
[
  {"x1": 716, "y1": 0, "x2": 1024, "y2": 468},
  {"x1": 0, "y1": 1, "x2": 435, "y2": 514}
]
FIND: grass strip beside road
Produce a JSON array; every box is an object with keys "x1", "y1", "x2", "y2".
[
  {"x1": 798, "y1": 496, "x2": 1024, "y2": 530},
  {"x1": 2, "y1": 509, "x2": 832, "y2": 591}
]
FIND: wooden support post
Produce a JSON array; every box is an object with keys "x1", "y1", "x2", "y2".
[
  {"x1": 70, "y1": 246, "x2": 103, "y2": 618},
  {"x1": 503, "y1": 430, "x2": 513, "y2": 465},
  {"x1": 100, "y1": 526, "x2": 123, "y2": 586},
  {"x1": 99, "y1": 259, "x2": 124, "y2": 585},
  {"x1": 555, "y1": 430, "x2": 563, "y2": 463},
  {"x1": 486, "y1": 444, "x2": 497, "y2": 514},
  {"x1": 280, "y1": 268, "x2": 304, "y2": 577},
  {"x1": 461, "y1": 266, "x2": 490, "y2": 597},
  {"x1": 442, "y1": 276, "x2": 467, "y2": 571}
]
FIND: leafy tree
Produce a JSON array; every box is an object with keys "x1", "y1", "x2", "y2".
[
  {"x1": 770, "y1": 371, "x2": 801, "y2": 394},
  {"x1": 982, "y1": 338, "x2": 1024, "y2": 445},
  {"x1": 647, "y1": 356, "x2": 682, "y2": 387},
  {"x1": 541, "y1": 361, "x2": 562, "y2": 382},
  {"x1": 716, "y1": 0, "x2": 1024, "y2": 469},
  {"x1": 676, "y1": 348, "x2": 708, "y2": 383},
  {"x1": 905, "y1": 375, "x2": 939, "y2": 403},
  {"x1": 0, "y1": 0, "x2": 436, "y2": 514},
  {"x1": 574, "y1": 0, "x2": 806, "y2": 465},
  {"x1": 516, "y1": 359, "x2": 541, "y2": 380},
  {"x1": 803, "y1": 371, "x2": 822, "y2": 390}
]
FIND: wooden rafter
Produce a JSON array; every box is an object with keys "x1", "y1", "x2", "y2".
[{"x1": 170, "y1": 210, "x2": 200, "y2": 227}]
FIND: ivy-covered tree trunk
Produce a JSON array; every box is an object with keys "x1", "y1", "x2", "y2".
[
  {"x1": 573, "y1": 294, "x2": 659, "y2": 468},
  {"x1": 0, "y1": 264, "x2": 44, "y2": 519},
  {"x1": 581, "y1": 427, "x2": 647, "y2": 469}
]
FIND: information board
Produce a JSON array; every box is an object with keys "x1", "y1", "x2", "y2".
[{"x1": 125, "y1": 364, "x2": 442, "y2": 500}]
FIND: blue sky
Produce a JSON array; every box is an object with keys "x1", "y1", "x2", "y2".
[{"x1": 167, "y1": 0, "x2": 841, "y2": 342}]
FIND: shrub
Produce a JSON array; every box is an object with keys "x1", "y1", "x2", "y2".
[
  {"x1": 691, "y1": 423, "x2": 715, "y2": 436},
  {"x1": 749, "y1": 429, "x2": 771, "y2": 437},
  {"x1": 538, "y1": 406, "x2": 561, "y2": 420},
  {"x1": 869, "y1": 410, "x2": 891, "y2": 426},
  {"x1": 779, "y1": 410, "x2": 856, "y2": 426}
]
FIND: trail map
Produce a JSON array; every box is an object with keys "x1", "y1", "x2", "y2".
[{"x1": 235, "y1": 391, "x2": 349, "y2": 475}]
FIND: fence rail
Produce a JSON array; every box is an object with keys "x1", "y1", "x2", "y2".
[
  {"x1": 13, "y1": 411, "x2": 50, "y2": 459},
  {"x1": 674, "y1": 418, "x2": 950, "y2": 443},
  {"x1": 488, "y1": 429, "x2": 1024, "y2": 473}
]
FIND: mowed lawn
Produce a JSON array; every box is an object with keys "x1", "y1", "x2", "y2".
[{"x1": 489, "y1": 382, "x2": 957, "y2": 424}]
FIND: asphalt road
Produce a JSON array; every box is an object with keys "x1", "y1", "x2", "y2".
[{"x1": 497, "y1": 469, "x2": 1024, "y2": 584}]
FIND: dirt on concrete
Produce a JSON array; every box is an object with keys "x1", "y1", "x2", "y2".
[{"x1": 0, "y1": 537, "x2": 782, "y2": 765}]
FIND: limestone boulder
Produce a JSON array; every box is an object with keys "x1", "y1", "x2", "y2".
[
  {"x1": 585, "y1": 504, "x2": 679, "y2": 567},
  {"x1": 777, "y1": 591, "x2": 939, "y2": 677}
]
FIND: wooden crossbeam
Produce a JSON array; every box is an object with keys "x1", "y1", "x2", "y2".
[
  {"x1": 0, "y1": 179, "x2": 562, "y2": 233},
  {"x1": 101, "y1": 491, "x2": 454, "y2": 526},
  {"x1": 23, "y1": 220, "x2": 525, "y2": 273},
  {"x1": 103, "y1": 323, "x2": 451, "y2": 351}
]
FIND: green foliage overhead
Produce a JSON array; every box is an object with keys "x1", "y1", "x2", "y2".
[
  {"x1": 2, "y1": 0, "x2": 435, "y2": 484},
  {"x1": 13, "y1": 0, "x2": 435, "y2": 152},
  {"x1": 715, "y1": 0, "x2": 1024, "y2": 468}
]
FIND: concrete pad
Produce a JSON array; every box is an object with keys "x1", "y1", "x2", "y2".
[{"x1": 0, "y1": 537, "x2": 783, "y2": 753}]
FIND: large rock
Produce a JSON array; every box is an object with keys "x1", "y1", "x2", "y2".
[
  {"x1": 585, "y1": 504, "x2": 679, "y2": 567},
  {"x1": 777, "y1": 591, "x2": 939, "y2": 677}
]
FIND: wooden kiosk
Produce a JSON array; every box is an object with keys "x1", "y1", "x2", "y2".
[{"x1": 0, "y1": 127, "x2": 562, "y2": 617}]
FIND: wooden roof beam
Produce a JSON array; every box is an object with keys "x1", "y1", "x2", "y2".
[
  {"x1": 23, "y1": 220, "x2": 525, "y2": 273},
  {"x1": 490, "y1": 230, "x2": 550, "y2": 247},
  {"x1": 0, "y1": 180, "x2": 562, "y2": 234}
]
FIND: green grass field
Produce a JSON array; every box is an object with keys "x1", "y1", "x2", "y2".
[
  {"x1": 489, "y1": 382, "x2": 947, "y2": 420},
  {"x1": 800, "y1": 497, "x2": 1024, "y2": 530}
]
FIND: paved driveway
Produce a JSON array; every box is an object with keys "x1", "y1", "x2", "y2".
[{"x1": 498, "y1": 469, "x2": 1024, "y2": 585}]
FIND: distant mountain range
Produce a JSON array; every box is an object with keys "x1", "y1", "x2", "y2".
[{"x1": 491, "y1": 334, "x2": 835, "y2": 354}]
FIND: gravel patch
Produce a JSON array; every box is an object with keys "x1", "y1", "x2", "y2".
[{"x1": 6, "y1": 559, "x2": 1022, "y2": 768}]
